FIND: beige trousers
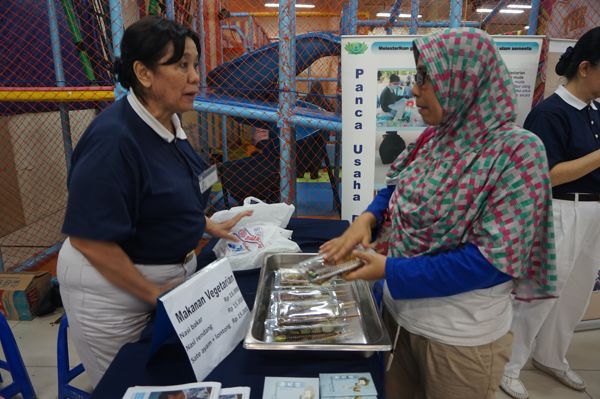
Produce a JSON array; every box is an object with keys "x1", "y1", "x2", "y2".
[
  {"x1": 383, "y1": 308, "x2": 513, "y2": 399},
  {"x1": 57, "y1": 238, "x2": 196, "y2": 387}
]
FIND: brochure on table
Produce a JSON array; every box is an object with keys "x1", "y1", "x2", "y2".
[
  {"x1": 340, "y1": 34, "x2": 543, "y2": 221},
  {"x1": 121, "y1": 382, "x2": 250, "y2": 399},
  {"x1": 122, "y1": 381, "x2": 221, "y2": 399},
  {"x1": 156, "y1": 258, "x2": 251, "y2": 381},
  {"x1": 319, "y1": 372, "x2": 378, "y2": 397},
  {"x1": 262, "y1": 377, "x2": 319, "y2": 399}
]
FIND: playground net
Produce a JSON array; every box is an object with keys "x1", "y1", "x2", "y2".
[{"x1": 0, "y1": 0, "x2": 598, "y2": 270}]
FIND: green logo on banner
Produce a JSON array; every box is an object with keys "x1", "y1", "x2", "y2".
[{"x1": 344, "y1": 42, "x2": 368, "y2": 54}]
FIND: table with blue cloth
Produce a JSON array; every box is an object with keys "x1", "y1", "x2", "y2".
[{"x1": 91, "y1": 218, "x2": 385, "y2": 399}]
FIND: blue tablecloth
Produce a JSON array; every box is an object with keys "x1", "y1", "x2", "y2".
[{"x1": 91, "y1": 218, "x2": 385, "y2": 399}]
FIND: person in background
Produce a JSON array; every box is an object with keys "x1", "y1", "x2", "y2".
[
  {"x1": 57, "y1": 16, "x2": 250, "y2": 386},
  {"x1": 501, "y1": 26, "x2": 600, "y2": 399},
  {"x1": 379, "y1": 73, "x2": 403, "y2": 113},
  {"x1": 320, "y1": 28, "x2": 557, "y2": 399}
]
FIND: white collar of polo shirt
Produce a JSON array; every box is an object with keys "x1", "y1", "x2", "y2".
[
  {"x1": 127, "y1": 91, "x2": 188, "y2": 142},
  {"x1": 555, "y1": 85, "x2": 598, "y2": 111}
]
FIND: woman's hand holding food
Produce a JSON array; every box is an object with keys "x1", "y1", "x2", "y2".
[
  {"x1": 319, "y1": 212, "x2": 376, "y2": 263},
  {"x1": 343, "y1": 249, "x2": 386, "y2": 281}
]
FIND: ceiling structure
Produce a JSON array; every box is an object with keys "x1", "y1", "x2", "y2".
[{"x1": 221, "y1": 0, "x2": 532, "y2": 34}]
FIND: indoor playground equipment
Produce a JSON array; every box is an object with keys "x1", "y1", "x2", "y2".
[{"x1": 1, "y1": 0, "x2": 593, "y2": 277}]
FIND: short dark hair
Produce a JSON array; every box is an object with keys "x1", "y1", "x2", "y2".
[
  {"x1": 389, "y1": 74, "x2": 400, "y2": 83},
  {"x1": 555, "y1": 26, "x2": 600, "y2": 80},
  {"x1": 115, "y1": 16, "x2": 200, "y2": 95}
]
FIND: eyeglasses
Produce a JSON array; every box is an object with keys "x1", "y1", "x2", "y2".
[{"x1": 415, "y1": 66, "x2": 428, "y2": 87}]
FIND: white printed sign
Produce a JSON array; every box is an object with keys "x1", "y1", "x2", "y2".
[
  {"x1": 159, "y1": 258, "x2": 250, "y2": 381},
  {"x1": 340, "y1": 35, "x2": 543, "y2": 221}
]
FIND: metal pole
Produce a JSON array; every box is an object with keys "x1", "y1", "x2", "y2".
[
  {"x1": 348, "y1": 0, "x2": 358, "y2": 35},
  {"x1": 278, "y1": 0, "x2": 296, "y2": 205},
  {"x1": 47, "y1": 0, "x2": 73, "y2": 173},
  {"x1": 166, "y1": 0, "x2": 175, "y2": 20},
  {"x1": 386, "y1": 0, "x2": 403, "y2": 34},
  {"x1": 340, "y1": 3, "x2": 350, "y2": 35},
  {"x1": 193, "y1": 100, "x2": 342, "y2": 131},
  {"x1": 248, "y1": 16, "x2": 255, "y2": 51},
  {"x1": 221, "y1": 115, "x2": 228, "y2": 161},
  {"x1": 358, "y1": 20, "x2": 479, "y2": 28},
  {"x1": 198, "y1": 0, "x2": 209, "y2": 153},
  {"x1": 481, "y1": 0, "x2": 509, "y2": 28},
  {"x1": 528, "y1": 0, "x2": 542, "y2": 35},
  {"x1": 409, "y1": 0, "x2": 420, "y2": 34},
  {"x1": 109, "y1": 0, "x2": 127, "y2": 99},
  {"x1": 14, "y1": 243, "x2": 64, "y2": 272},
  {"x1": 449, "y1": 0, "x2": 463, "y2": 28}
]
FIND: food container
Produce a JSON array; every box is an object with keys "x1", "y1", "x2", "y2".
[{"x1": 243, "y1": 253, "x2": 392, "y2": 354}]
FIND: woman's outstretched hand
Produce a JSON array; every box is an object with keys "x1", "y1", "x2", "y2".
[{"x1": 319, "y1": 212, "x2": 376, "y2": 263}]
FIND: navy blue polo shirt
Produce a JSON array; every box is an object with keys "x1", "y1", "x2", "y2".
[
  {"x1": 62, "y1": 95, "x2": 210, "y2": 264},
  {"x1": 524, "y1": 86, "x2": 600, "y2": 196}
]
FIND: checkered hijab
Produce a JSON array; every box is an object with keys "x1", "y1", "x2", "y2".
[{"x1": 384, "y1": 28, "x2": 556, "y2": 298}]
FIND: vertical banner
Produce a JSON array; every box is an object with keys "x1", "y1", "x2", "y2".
[
  {"x1": 341, "y1": 36, "x2": 424, "y2": 222},
  {"x1": 340, "y1": 35, "x2": 543, "y2": 221}
]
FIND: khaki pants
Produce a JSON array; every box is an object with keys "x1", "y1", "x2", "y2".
[{"x1": 383, "y1": 308, "x2": 512, "y2": 399}]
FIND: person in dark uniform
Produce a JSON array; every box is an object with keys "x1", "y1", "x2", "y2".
[
  {"x1": 57, "y1": 16, "x2": 250, "y2": 386},
  {"x1": 502, "y1": 26, "x2": 600, "y2": 399},
  {"x1": 379, "y1": 73, "x2": 403, "y2": 113}
]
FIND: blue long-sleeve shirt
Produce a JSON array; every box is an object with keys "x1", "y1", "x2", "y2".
[{"x1": 365, "y1": 186, "x2": 512, "y2": 299}]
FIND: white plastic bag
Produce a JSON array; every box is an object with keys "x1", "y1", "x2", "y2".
[
  {"x1": 212, "y1": 224, "x2": 300, "y2": 271},
  {"x1": 210, "y1": 196, "x2": 295, "y2": 229},
  {"x1": 211, "y1": 197, "x2": 299, "y2": 271}
]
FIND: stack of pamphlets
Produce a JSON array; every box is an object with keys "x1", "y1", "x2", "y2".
[
  {"x1": 262, "y1": 377, "x2": 319, "y2": 399},
  {"x1": 122, "y1": 382, "x2": 250, "y2": 399},
  {"x1": 319, "y1": 372, "x2": 378, "y2": 399}
]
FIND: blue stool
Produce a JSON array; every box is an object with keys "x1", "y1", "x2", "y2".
[
  {"x1": 57, "y1": 315, "x2": 90, "y2": 399},
  {"x1": 0, "y1": 313, "x2": 36, "y2": 399}
]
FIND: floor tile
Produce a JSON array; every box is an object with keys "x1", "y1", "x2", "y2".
[
  {"x1": 567, "y1": 330, "x2": 600, "y2": 371},
  {"x1": 25, "y1": 366, "x2": 57, "y2": 399},
  {"x1": 9, "y1": 310, "x2": 64, "y2": 367},
  {"x1": 579, "y1": 370, "x2": 600, "y2": 399}
]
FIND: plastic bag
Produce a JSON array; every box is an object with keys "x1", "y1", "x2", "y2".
[
  {"x1": 211, "y1": 197, "x2": 299, "y2": 271},
  {"x1": 210, "y1": 196, "x2": 295, "y2": 229},
  {"x1": 212, "y1": 224, "x2": 300, "y2": 271}
]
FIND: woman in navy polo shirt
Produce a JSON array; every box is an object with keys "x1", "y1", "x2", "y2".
[
  {"x1": 502, "y1": 27, "x2": 600, "y2": 399},
  {"x1": 57, "y1": 16, "x2": 249, "y2": 386}
]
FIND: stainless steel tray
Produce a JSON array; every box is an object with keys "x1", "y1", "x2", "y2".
[{"x1": 243, "y1": 253, "x2": 392, "y2": 353}]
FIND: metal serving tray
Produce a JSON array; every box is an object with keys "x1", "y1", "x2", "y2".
[{"x1": 243, "y1": 253, "x2": 392, "y2": 353}]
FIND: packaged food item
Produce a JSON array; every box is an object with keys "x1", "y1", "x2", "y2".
[
  {"x1": 274, "y1": 300, "x2": 341, "y2": 326},
  {"x1": 298, "y1": 247, "x2": 375, "y2": 284},
  {"x1": 273, "y1": 268, "x2": 314, "y2": 288},
  {"x1": 264, "y1": 319, "x2": 349, "y2": 343},
  {"x1": 274, "y1": 287, "x2": 335, "y2": 303}
]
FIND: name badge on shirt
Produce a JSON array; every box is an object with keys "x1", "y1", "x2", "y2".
[{"x1": 198, "y1": 164, "x2": 219, "y2": 193}]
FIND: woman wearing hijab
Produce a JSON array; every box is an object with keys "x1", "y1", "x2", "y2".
[
  {"x1": 320, "y1": 28, "x2": 557, "y2": 399},
  {"x1": 501, "y1": 26, "x2": 600, "y2": 399}
]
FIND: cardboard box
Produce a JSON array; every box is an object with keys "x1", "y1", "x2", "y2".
[{"x1": 0, "y1": 272, "x2": 52, "y2": 321}]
